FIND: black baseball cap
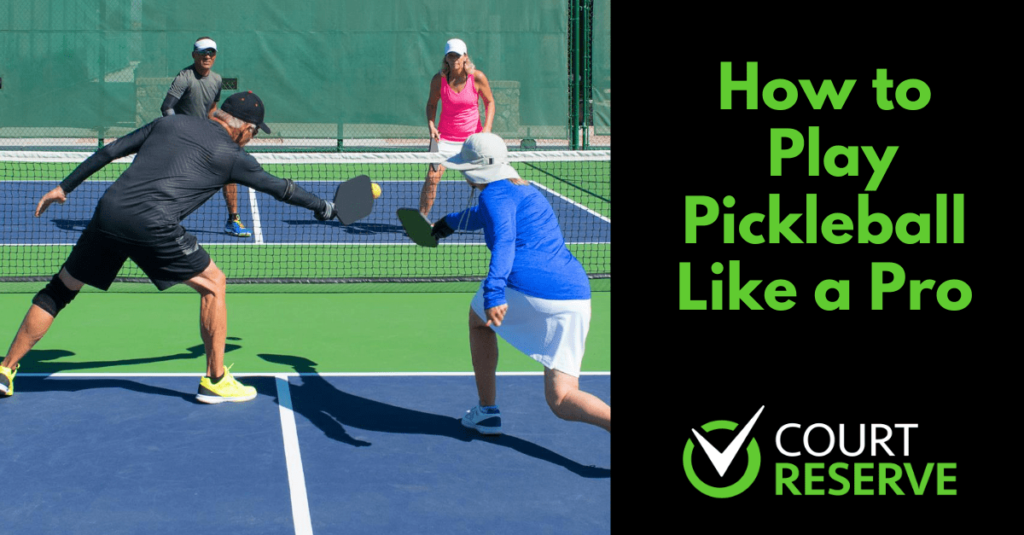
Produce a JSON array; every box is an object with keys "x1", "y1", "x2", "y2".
[{"x1": 221, "y1": 91, "x2": 271, "y2": 134}]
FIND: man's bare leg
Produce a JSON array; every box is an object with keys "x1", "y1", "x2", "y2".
[
  {"x1": 2, "y1": 268, "x2": 84, "y2": 369},
  {"x1": 184, "y1": 261, "x2": 228, "y2": 378},
  {"x1": 222, "y1": 184, "x2": 238, "y2": 216}
]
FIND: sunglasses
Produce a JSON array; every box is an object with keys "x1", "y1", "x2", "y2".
[{"x1": 196, "y1": 49, "x2": 216, "y2": 57}]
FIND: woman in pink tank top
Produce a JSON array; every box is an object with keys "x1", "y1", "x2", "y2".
[{"x1": 420, "y1": 38, "x2": 496, "y2": 217}]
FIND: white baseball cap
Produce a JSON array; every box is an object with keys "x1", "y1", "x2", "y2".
[
  {"x1": 444, "y1": 133, "x2": 520, "y2": 184},
  {"x1": 444, "y1": 38, "x2": 468, "y2": 57}
]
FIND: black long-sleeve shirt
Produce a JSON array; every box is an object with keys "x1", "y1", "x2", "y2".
[{"x1": 60, "y1": 115, "x2": 326, "y2": 243}]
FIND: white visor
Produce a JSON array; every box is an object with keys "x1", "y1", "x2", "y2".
[{"x1": 194, "y1": 39, "x2": 217, "y2": 52}]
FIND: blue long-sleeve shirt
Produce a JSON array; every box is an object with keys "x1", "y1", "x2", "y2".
[{"x1": 444, "y1": 180, "x2": 591, "y2": 309}]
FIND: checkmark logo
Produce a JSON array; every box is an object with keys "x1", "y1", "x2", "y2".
[
  {"x1": 692, "y1": 405, "x2": 765, "y2": 477},
  {"x1": 683, "y1": 406, "x2": 765, "y2": 498}
]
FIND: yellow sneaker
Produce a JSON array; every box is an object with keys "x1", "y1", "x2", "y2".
[
  {"x1": 1, "y1": 364, "x2": 18, "y2": 397},
  {"x1": 196, "y1": 364, "x2": 257, "y2": 404}
]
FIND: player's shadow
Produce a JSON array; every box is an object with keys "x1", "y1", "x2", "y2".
[
  {"x1": 51, "y1": 219, "x2": 92, "y2": 231},
  {"x1": 18, "y1": 341, "x2": 239, "y2": 374},
  {"x1": 282, "y1": 220, "x2": 405, "y2": 235},
  {"x1": 7, "y1": 340, "x2": 243, "y2": 403},
  {"x1": 13, "y1": 375, "x2": 196, "y2": 402},
  {"x1": 179, "y1": 226, "x2": 246, "y2": 238},
  {"x1": 259, "y1": 353, "x2": 609, "y2": 478}
]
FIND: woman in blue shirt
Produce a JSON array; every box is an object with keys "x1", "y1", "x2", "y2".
[{"x1": 432, "y1": 133, "x2": 611, "y2": 435}]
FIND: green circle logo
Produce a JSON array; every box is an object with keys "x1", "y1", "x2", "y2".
[{"x1": 683, "y1": 419, "x2": 761, "y2": 498}]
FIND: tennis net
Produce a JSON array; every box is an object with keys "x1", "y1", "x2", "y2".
[{"x1": 0, "y1": 150, "x2": 610, "y2": 289}]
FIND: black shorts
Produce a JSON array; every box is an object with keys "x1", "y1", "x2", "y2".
[{"x1": 63, "y1": 226, "x2": 212, "y2": 291}]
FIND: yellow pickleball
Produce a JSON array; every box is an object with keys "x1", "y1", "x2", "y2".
[{"x1": 371, "y1": 183, "x2": 382, "y2": 199}]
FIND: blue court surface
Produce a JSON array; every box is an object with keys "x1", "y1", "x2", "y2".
[
  {"x1": 0, "y1": 373, "x2": 611, "y2": 534},
  {"x1": 0, "y1": 181, "x2": 611, "y2": 245}
]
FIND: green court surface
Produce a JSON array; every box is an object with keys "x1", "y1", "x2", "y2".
[{"x1": 0, "y1": 291, "x2": 610, "y2": 374}]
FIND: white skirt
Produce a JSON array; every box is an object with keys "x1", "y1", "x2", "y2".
[
  {"x1": 471, "y1": 286, "x2": 592, "y2": 377},
  {"x1": 435, "y1": 138, "x2": 463, "y2": 160}
]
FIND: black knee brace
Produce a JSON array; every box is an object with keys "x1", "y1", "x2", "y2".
[{"x1": 32, "y1": 273, "x2": 79, "y2": 317}]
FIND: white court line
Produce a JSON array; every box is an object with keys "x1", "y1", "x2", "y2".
[
  {"x1": 247, "y1": 186, "x2": 265, "y2": 244},
  {"x1": 530, "y1": 181, "x2": 611, "y2": 224},
  {"x1": 276, "y1": 375, "x2": 314, "y2": 535}
]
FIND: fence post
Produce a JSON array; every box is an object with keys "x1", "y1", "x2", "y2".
[
  {"x1": 570, "y1": 0, "x2": 580, "y2": 150},
  {"x1": 581, "y1": 0, "x2": 591, "y2": 149}
]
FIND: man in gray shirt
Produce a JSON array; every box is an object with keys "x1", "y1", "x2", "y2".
[{"x1": 161, "y1": 37, "x2": 251, "y2": 238}]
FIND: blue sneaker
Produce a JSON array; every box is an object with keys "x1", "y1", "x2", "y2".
[
  {"x1": 225, "y1": 218, "x2": 252, "y2": 237},
  {"x1": 461, "y1": 404, "x2": 502, "y2": 435}
]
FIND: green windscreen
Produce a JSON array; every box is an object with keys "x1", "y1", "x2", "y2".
[{"x1": 0, "y1": 0, "x2": 570, "y2": 144}]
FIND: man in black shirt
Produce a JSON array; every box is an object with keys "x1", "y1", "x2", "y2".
[{"x1": 0, "y1": 91, "x2": 337, "y2": 403}]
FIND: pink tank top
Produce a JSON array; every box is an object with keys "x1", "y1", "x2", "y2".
[{"x1": 438, "y1": 73, "x2": 484, "y2": 142}]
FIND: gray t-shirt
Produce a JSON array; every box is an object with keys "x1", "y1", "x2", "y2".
[{"x1": 166, "y1": 65, "x2": 223, "y2": 117}]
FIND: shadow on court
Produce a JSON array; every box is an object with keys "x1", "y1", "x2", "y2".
[
  {"x1": 181, "y1": 226, "x2": 247, "y2": 238},
  {"x1": 259, "y1": 353, "x2": 610, "y2": 478},
  {"x1": 4, "y1": 341, "x2": 245, "y2": 403},
  {"x1": 51, "y1": 219, "x2": 92, "y2": 231},
  {"x1": 12, "y1": 375, "x2": 197, "y2": 402},
  {"x1": 282, "y1": 220, "x2": 405, "y2": 234},
  {"x1": 17, "y1": 341, "x2": 240, "y2": 375}
]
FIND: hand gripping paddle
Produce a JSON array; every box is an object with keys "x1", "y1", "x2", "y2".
[
  {"x1": 396, "y1": 208, "x2": 438, "y2": 247},
  {"x1": 333, "y1": 174, "x2": 375, "y2": 225}
]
